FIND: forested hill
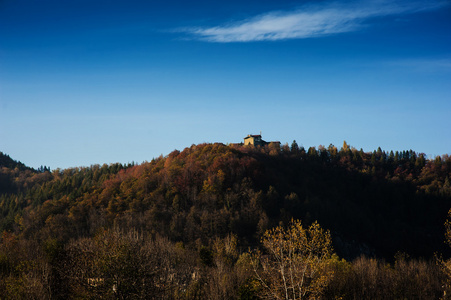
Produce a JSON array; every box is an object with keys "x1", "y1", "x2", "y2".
[
  {"x1": 0, "y1": 142, "x2": 450, "y2": 260},
  {"x1": 0, "y1": 151, "x2": 30, "y2": 171}
]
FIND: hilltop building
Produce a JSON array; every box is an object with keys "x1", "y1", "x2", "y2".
[
  {"x1": 244, "y1": 134, "x2": 265, "y2": 146},
  {"x1": 243, "y1": 134, "x2": 280, "y2": 147}
]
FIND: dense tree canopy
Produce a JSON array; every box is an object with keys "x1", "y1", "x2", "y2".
[
  {"x1": 0, "y1": 142, "x2": 450, "y2": 298},
  {"x1": 1, "y1": 143, "x2": 450, "y2": 258}
]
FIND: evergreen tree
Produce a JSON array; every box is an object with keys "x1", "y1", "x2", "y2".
[{"x1": 291, "y1": 140, "x2": 299, "y2": 154}]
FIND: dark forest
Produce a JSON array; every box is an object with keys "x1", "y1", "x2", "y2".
[{"x1": 1, "y1": 141, "x2": 450, "y2": 299}]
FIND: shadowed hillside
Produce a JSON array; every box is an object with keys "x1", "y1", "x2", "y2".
[
  {"x1": 1, "y1": 143, "x2": 451, "y2": 298},
  {"x1": 1, "y1": 142, "x2": 450, "y2": 259}
]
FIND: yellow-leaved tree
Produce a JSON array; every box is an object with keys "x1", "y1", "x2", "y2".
[
  {"x1": 251, "y1": 219, "x2": 334, "y2": 300},
  {"x1": 439, "y1": 209, "x2": 451, "y2": 298}
]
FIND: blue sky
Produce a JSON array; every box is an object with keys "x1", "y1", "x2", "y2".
[{"x1": 1, "y1": 0, "x2": 450, "y2": 169}]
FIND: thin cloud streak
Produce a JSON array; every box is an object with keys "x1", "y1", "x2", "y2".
[{"x1": 183, "y1": 0, "x2": 447, "y2": 42}]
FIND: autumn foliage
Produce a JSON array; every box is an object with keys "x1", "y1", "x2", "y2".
[
  {"x1": 0, "y1": 142, "x2": 450, "y2": 298},
  {"x1": 252, "y1": 220, "x2": 333, "y2": 299}
]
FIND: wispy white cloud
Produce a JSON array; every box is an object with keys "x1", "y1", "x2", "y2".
[{"x1": 182, "y1": 0, "x2": 447, "y2": 42}]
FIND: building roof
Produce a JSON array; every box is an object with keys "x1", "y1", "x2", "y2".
[{"x1": 244, "y1": 134, "x2": 262, "y2": 139}]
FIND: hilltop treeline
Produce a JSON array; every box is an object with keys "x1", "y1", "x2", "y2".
[{"x1": 0, "y1": 142, "x2": 451, "y2": 298}]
